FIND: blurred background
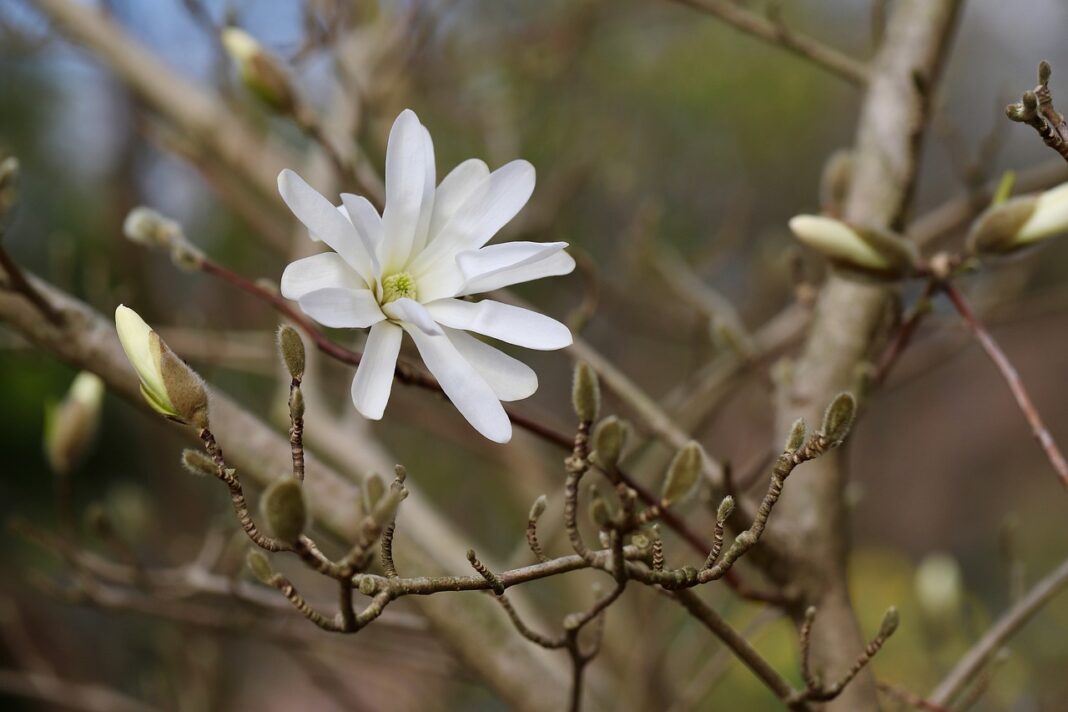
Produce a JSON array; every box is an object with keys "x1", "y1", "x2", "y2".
[{"x1": 2, "y1": 0, "x2": 1068, "y2": 709}]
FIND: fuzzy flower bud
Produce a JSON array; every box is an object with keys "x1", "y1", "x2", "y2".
[
  {"x1": 529, "y1": 494, "x2": 548, "y2": 521},
  {"x1": 260, "y1": 477, "x2": 307, "y2": 544},
  {"x1": 115, "y1": 305, "x2": 209, "y2": 428},
  {"x1": 571, "y1": 361, "x2": 600, "y2": 423},
  {"x1": 879, "y1": 606, "x2": 900, "y2": 638},
  {"x1": 716, "y1": 495, "x2": 735, "y2": 523},
  {"x1": 221, "y1": 27, "x2": 297, "y2": 115},
  {"x1": 784, "y1": 417, "x2": 806, "y2": 453},
  {"x1": 276, "y1": 325, "x2": 305, "y2": 381},
  {"x1": 788, "y1": 215, "x2": 918, "y2": 281},
  {"x1": 592, "y1": 416, "x2": 626, "y2": 469},
  {"x1": 246, "y1": 550, "x2": 274, "y2": 583},
  {"x1": 588, "y1": 485, "x2": 611, "y2": 529},
  {"x1": 180, "y1": 449, "x2": 216, "y2": 477},
  {"x1": 363, "y1": 474, "x2": 385, "y2": 511},
  {"x1": 661, "y1": 442, "x2": 703, "y2": 506},
  {"x1": 968, "y1": 183, "x2": 1068, "y2": 256},
  {"x1": 820, "y1": 392, "x2": 856, "y2": 447},
  {"x1": 44, "y1": 372, "x2": 105, "y2": 475},
  {"x1": 915, "y1": 552, "x2": 963, "y2": 620}
]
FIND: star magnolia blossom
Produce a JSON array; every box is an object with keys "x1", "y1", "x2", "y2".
[{"x1": 279, "y1": 109, "x2": 575, "y2": 443}]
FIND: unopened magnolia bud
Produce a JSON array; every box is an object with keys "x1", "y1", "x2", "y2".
[
  {"x1": 915, "y1": 552, "x2": 963, "y2": 620},
  {"x1": 592, "y1": 416, "x2": 625, "y2": 469},
  {"x1": 879, "y1": 606, "x2": 900, "y2": 638},
  {"x1": 246, "y1": 550, "x2": 273, "y2": 583},
  {"x1": 588, "y1": 486, "x2": 611, "y2": 529},
  {"x1": 529, "y1": 494, "x2": 547, "y2": 520},
  {"x1": 260, "y1": 477, "x2": 306, "y2": 544},
  {"x1": 819, "y1": 149, "x2": 853, "y2": 216},
  {"x1": 277, "y1": 325, "x2": 305, "y2": 380},
  {"x1": 661, "y1": 442, "x2": 703, "y2": 506},
  {"x1": 221, "y1": 27, "x2": 297, "y2": 114},
  {"x1": 357, "y1": 576, "x2": 377, "y2": 596},
  {"x1": 180, "y1": 449, "x2": 216, "y2": 477},
  {"x1": 716, "y1": 496, "x2": 735, "y2": 523},
  {"x1": 160, "y1": 343, "x2": 209, "y2": 429},
  {"x1": 1039, "y1": 60, "x2": 1053, "y2": 86},
  {"x1": 571, "y1": 361, "x2": 600, "y2": 423},
  {"x1": 821, "y1": 392, "x2": 856, "y2": 446},
  {"x1": 968, "y1": 183, "x2": 1068, "y2": 256},
  {"x1": 363, "y1": 474, "x2": 385, "y2": 511},
  {"x1": 784, "y1": 418, "x2": 806, "y2": 453},
  {"x1": 44, "y1": 372, "x2": 105, "y2": 475},
  {"x1": 788, "y1": 215, "x2": 918, "y2": 281},
  {"x1": 289, "y1": 388, "x2": 304, "y2": 420},
  {"x1": 115, "y1": 305, "x2": 180, "y2": 420},
  {"x1": 123, "y1": 207, "x2": 181, "y2": 249}
]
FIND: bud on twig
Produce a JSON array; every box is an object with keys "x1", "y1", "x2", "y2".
[
  {"x1": 879, "y1": 606, "x2": 900, "y2": 638},
  {"x1": 788, "y1": 215, "x2": 918, "y2": 281},
  {"x1": 122, "y1": 207, "x2": 203, "y2": 270},
  {"x1": 529, "y1": 494, "x2": 547, "y2": 521},
  {"x1": 716, "y1": 495, "x2": 735, "y2": 523},
  {"x1": 968, "y1": 183, "x2": 1068, "y2": 257},
  {"x1": 571, "y1": 361, "x2": 600, "y2": 423},
  {"x1": 588, "y1": 485, "x2": 611, "y2": 529},
  {"x1": 221, "y1": 27, "x2": 298, "y2": 115},
  {"x1": 661, "y1": 442, "x2": 703, "y2": 506},
  {"x1": 363, "y1": 474, "x2": 385, "y2": 511},
  {"x1": 820, "y1": 392, "x2": 856, "y2": 447},
  {"x1": 180, "y1": 449, "x2": 216, "y2": 477},
  {"x1": 260, "y1": 477, "x2": 307, "y2": 544},
  {"x1": 43, "y1": 372, "x2": 104, "y2": 475},
  {"x1": 592, "y1": 416, "x2": 625, "y2": 469},
  {"x1": 277, "y1": 325, "x2": 305, "y2": 381},
  {"x1": 784, "y1": 417, "x2": 806, "y2": 453},
  {"x1": 246, "y1": 550, "x2": 274, "y2": 583}
]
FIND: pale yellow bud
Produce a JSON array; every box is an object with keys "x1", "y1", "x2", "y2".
[
  {"x1": 44, "y1": 372, "x2": 105, "y2": 475},
  {"x1": 788, "y1": 215, "x2": 918, "y2": 281},
  {"x1": 915, "y1": 552, "x2": 963, "y2": 620}
]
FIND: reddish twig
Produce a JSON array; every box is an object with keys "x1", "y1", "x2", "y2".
[{"x1": 941, "y1": 281, "x2": 1068, "y2": 487}]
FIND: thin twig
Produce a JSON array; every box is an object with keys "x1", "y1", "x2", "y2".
[{"x1": 941, "y1": 281, "x2": 1068, "y2": 487}]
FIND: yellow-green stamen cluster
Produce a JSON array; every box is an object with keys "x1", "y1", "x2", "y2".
[{"x1": 381, "y1": 272, "x2": 417, "y2": 304}]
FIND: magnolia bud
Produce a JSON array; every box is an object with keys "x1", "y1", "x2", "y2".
[
  {"x1": 180, "y1": 449, "x2": 216, "y2": 477},
  {"x1": 968, "y1": 183, "x2": 1068, "y2": 257},
  {"x1": 260, "y1": 477, "x2": 306, "y2": 544},
  {"x1": 44, "y1": 372, "x2": 105, "y2": 475},
  {"x1": 821, "y1": 392, "x2": 856, "y2": 446},
  {"x1": 277, "y1": 325, "x2": 305, "y2": 380},
  {"x1": 571, "y1": 361, "x2": 600, "y2": 423},
  {"x1": 529, "y1": 494, "x2": 547, "y2": 521},
  {"x1": 716, "y1": 495, "x2": 735, "y2": 523},
  {"x1": 160, "y1": 344, "x2": 209, "y2": 429},
  {"x1": 784, "y1": 417, "x2": 806, "y2": 453},
  {"x1": 788, "y1": 215, "x2": 918, "y2": 281},
  {"x1": 588, "y1": 486, "x2": 611, "y2": 529},
  {"x1": 357, "y1": 576, "x2": 377, "y2": 596},
  {"x1": 879, "y1": 606, "x2": 900, "y2": 638},
  {"x1": 221, "y1": 27, "x2": 298, "y2": 115},
  {"x1": 915, "y1": 552, "x2": 963, "y2": 620},
  {"x1": 592, "y1": 416, "x2": 626, "y2": 469},
  {"x1": 661, "y1": 442, "x2": 703, "y2": 506},
  {"x1": 246, "y1": 550, "x2": 274, "y2": 583}
]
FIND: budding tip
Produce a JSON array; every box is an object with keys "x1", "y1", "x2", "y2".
[
  {"x1": 276, "y1": 324, "x2": 306, "y2": 380},
  {"x1": 571, "y1": 361, "x2": 601, "y2": 423}
]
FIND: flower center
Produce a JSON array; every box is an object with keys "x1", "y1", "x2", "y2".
[{"x1": 381, "y1": 272, "x2": 417, "y2": 304}]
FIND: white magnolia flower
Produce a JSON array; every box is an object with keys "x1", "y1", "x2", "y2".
[{"x1": 278, "y1": 109, "x2": 575, "y2": 443}]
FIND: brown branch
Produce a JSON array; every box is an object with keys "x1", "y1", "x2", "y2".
[
  {"x1": 941, "y1": 281, "x2": 1068, "y2": 487},
  {"x1": 671, "y1": 0, "x2": 869, "y2": 86},
  {"x1": 0, "y1": 246, "x2": 63, "y2": 326},
  {"x1": 1006, "y1": 61, "x2": 1068, "y2": 163}
]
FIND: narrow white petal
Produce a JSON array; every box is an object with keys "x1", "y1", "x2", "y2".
[
  {"x1": 461, "y1": 250, "x2": 576, "y2": 295},
  {"x1": 340, "y1": 194, "x2": 382, "y2": 276},
  {"x1": 409, "y1": 125, "x2": 437, "y2": 258},
  {"x1": 280, "y1": 253, "x2": 365, "y2": 300},
  {"x1": 456, "y1": 242, "x2": 568, "y2": 283},
  {"x1": 381, "y1": 110, "x2": 429, "y2": 273},
  {"x1": 424, "y1": 299, "x2": 572, "y2": 350},
  {"x1": 297, "y1": 288, "x2": 385, "y2": 329},
  {"x1": 428, "y1": 158, "x2": 489, "y2": 240},
  {"x1": 351, "y1": 321, "x2": 402, "y2": 419},
  {"x1": 278, "y1": 170, "x2": 375, "y2": 284},
  {"x1": 382, "y1": 297, "x2": 442, "y2": 335},
  {"x1": 446, "y1": 328, "x2": 537, "y2": 402},
  {"x1": 405, "y1": 325, "x2": 512, "y2": 443}
]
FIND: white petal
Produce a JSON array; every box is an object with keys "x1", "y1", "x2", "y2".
[
  {"x1": 428, "y1": 158, "x2": 489, "y2": 240},
  {"x1": 409, "y1": 125, "x2": 437, "y2": 258},
  {"x1": 382, "y1": 297, "x2": 442, "y2": 335},
  {"x1": 280, "y1": 253, "x2": 366, "y2": 300},
  {"x1": 278, "y1": 170, "x2": 376, "y2": 284},
  {"x1": 408, "y1": 160, "x2": 536, "y2": 276},
  {"x1": 381, "y1": 110, "x2": 429, "y2": 273},
  {"x1": 340, "y1": 194, "x2": 382, "y2": 277},
  {"x1": 456, "y1": 241, "x2": 568, "y2": 283},
  {"x1": 446, "y1": 328, "x2": 537, "y2": 402},
  {"x1": 460, "y1": 250, "x2": 576, "y2": 295},
  {"x1": 424, "y1": 299, "x2": 572, "y2": 350},
  {"x1": 405, "y1": 325, "x2": 511, "y2": 443},
  {"x1": 297, "y1": 288, "x2": 385, "y2": 329},
  {"x1": 351, "y1": 321, "x2": 402, "y2": 419}
]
